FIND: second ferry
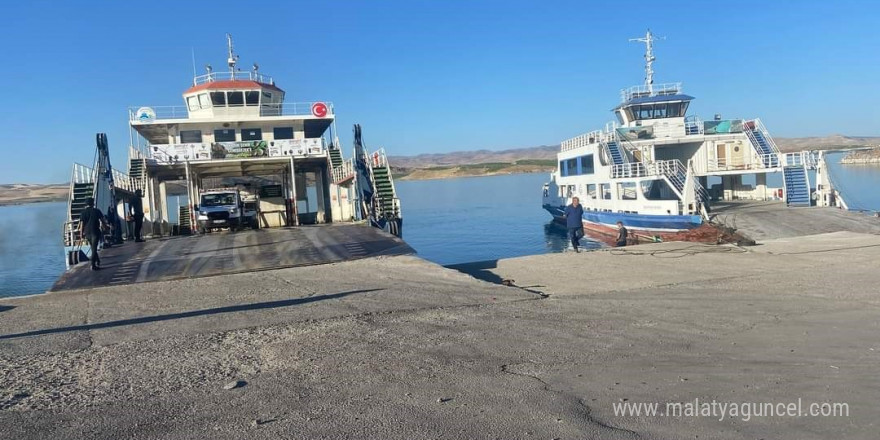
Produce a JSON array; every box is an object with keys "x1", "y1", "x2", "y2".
[{"x1": 543, "y1": 30, "x2": 820, "y2": 241}]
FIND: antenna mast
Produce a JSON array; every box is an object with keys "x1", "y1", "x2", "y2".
[
  {"x1": 226, "y1": 33, "x2": 239, "y2": 74},
  {"x1": 629, "y1": 29, "x2": 662, "y2": 94}
]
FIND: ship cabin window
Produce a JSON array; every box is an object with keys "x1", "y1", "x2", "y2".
[
  {"x1": 227, "y1": 91, "x2": 245, "y2": 107},
  {"x1": 273, "y1": 127, "x2": 294, "y2": 140},
  {"x1": 566, "y1": 158, "x2": 578, "y2": 175},
  {"x1": 211, "y1": 92, "x2": 226, "y2": 106},
  {"x1": 198, "y1": 93, "x2": 210, "y2": 109},
  {"x1": 579, "y1": 154, "x2": 594, "y2": 175},
  {"x1": 624, "y1": 101, "x2": 689, "y2": 121},
  {"x1": 586, "y1": 184, "x2": 597, "y2": 199},
  {"x1": 214, "y1": 129, "x2": 236, "y2": 142},
  {"x1": 241, "y1": 128, "x2": 262, "y2": 141},
  {"x1": 618, "y1": 182, "x2": 637, "y2": 200},
  {"x1": 600, "y1": 183, "x2": 612, "y2": 200},
  {"x1": 245, "y1": 91, "x2": 260, "y2": 106},
  {"x1": 180, "y1": 130, "x2": 202, "y2": 143},
  {"x1": 187, "y1": 96, "x2": 199, "y2": 111}
]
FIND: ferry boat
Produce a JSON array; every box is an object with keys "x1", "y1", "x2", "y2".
[
  {"x1": 543, "y1": 30, "x2": 818, "y2": 241},
  {"x1": 61, "y1": 35, "x2": 402, "y2": 267}
]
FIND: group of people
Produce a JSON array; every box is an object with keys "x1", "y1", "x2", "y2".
[
  {"x1": 78, "y1": 189, "x2": 145, "y2": 271},
  {"x1": 563, "y1": 197, "x2": 628, "y2": 253}
]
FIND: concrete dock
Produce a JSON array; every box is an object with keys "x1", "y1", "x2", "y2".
[
  {"x1": 711, "y1": 200, "x2": 880, "y2": 242},
  {"x1": 2, "y1": 226, "x2": 880, "y2": 438}
]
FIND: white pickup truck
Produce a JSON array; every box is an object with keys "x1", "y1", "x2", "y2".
[{"x1": 196, "y1": 189, "x2": 259, "y2": 233}]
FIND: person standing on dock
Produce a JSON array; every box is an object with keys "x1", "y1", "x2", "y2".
[
  {"x1": 79, "y1": 197, "x2": 108, "y2": 271},
  {"x1": 616, "y1": 221, "x2": 628, "y2": 247},
  {"x1": 130, "y1": 189, "x2": 145, "y2": 242},
  {"x1": 563, "y1": 197, "x2": 585, "y2": 253}
]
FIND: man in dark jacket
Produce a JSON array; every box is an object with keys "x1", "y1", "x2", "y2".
[
  {"x1": 563, "y1": 197, "x2": 585, "y2": 253},
  {"x1": 130, "y1": 189, "x2": 145, "y2": 242},
  {"x1": 79, "y1": 197, "x2": 108, "y2": 270},
  {"x1": 616, "y1": 221, "x2": 629, "y2": 247}
]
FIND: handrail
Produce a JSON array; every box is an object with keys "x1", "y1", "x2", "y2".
[
  {"x1": 620, "y1": 82, "x2": 682, "y2": 102},
  {"x1": 561, "y1": 129, "x2": 617, "y2": 152},
  {"x1": 128, "y1": 101, "x2": 335, "y2": 122},
  {"x1": 193, "y1": 71, "x2": 274, "y2": 86},
  {"x1": 332, "y1": 158, "x2": 355, "y2": 183}
]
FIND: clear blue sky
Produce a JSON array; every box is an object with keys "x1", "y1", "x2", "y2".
[{"x1": 1, "y1": 0, "x2": 878, "y2": 183}]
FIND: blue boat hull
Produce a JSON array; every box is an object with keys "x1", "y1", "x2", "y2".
[{"x1": 543, "y1": 204, "x2": 702, "y2": 233}]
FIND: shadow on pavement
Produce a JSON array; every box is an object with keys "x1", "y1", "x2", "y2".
[{"x1": 0, "y1": 288, "x2": 382, "y2": 340}]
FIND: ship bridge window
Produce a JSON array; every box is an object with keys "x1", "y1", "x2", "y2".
[
  {"x1": 198, "y1": 93, "x2": 210, "y2": 109},
  {"x1": 566, "y1": 158, "x2": 578, "y2": 175},
  {"x1": 227, "y1": 91, "x2": 244, "y2": 107},
  {"x1": 273, "y1": 127, "x2": 294, "y2": 140},
  {"x1": 241, "y1": 128, "x2": 262, "y2": 141},
  {"x1": 245, "y1": 91, "x2": 260, "y2": 106},
  {"x1": 180, "y1": 130, "x2": 202, "y2": 143},
  {"x1": 214, "y1": 129, "x2": 236, "y2": 142},
  {"x1": 211, "y1": 92, "x2": 226, "y2": 106},
  {"x1": 625, "y1": 102, "x2": 690, "y2": 121},
  {"x1": 187, "y1": 96, "x2": 199, "y2": 111},
  {"x1": 579, "y1": 154, "x2": 594, "y2": 175}
]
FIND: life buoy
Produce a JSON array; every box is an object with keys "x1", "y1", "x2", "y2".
[{"x1": 311, "y1": 102, "x2": 328, "y2": 118}]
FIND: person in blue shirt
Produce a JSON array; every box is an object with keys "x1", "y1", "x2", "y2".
[{"x1": 563, "y1": 197, "x2": 585, "y2": 252}]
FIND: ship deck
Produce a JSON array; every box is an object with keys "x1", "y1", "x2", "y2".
[{"x1": 51, "y1": 224, "x2": 413, "y2": 292}]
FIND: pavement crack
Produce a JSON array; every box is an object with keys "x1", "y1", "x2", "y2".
[{"x1": 500, "y1": 363, "x2": 639, "y2": 438}]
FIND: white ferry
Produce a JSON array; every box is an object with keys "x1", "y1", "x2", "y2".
[
  {"x1": 62, "y1": 35, "x2": 402, "y2": 266},
  {"x1": 543, "y1": 30, "x2": 817, "y2": 240}
]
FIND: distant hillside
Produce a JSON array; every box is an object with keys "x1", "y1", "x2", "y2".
[
  {"x1": 388, "y1": 145, "x2": 559, "y2": 169},
  {"x1": 0, "y1": 183, "x2": 68, "y2": 206},
  {"x1": 774, "y1": 135, "x2": 880, "y2": 152}
]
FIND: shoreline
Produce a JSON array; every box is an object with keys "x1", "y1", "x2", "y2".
[{"x1": 396, "y1": 168, "x2": 553, "y2": 181}]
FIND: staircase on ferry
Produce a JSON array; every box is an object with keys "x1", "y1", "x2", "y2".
[
  {"x1": 371, "y1": 165, "x2": 397, "y2": 217},
  {"x1": 745, "y1": 119, "x2": 780, "y2": 168},
  {"x1": 69, "y1": 182, "x2": 94, "y2": 225},
  {"x1": 329, "y1": 146, "x2": 344, "y2": 169},
  {"x1": 178, "y1": 205, "x2": 193, "y2": 235},
  {"x1": 783, "y1": 166, "x2": 811, "y2": 206},
  {"x1": 605, "y1": 141, "x2": 626, "y2": 166}
]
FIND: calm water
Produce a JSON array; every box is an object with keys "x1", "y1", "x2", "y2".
[
  {"x1": 0, "y1": 202, "x2": 68, "y2": 298},
  {"x1": 396, "y1": 173, "x2": 601, "y2": 266},
  {"x1": 2, "y1": 155, "x2": 879, "y2": 298}
]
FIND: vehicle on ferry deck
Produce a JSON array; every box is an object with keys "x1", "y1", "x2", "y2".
[{"x1": 60, "y1": 34, "x2": 403, "y2": 268}]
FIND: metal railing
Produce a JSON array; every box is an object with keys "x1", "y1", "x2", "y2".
[
  {"x1": 744, "y1": 118, "x2": 781, "y2": 154},
  {"x1": 369, "y1": 148, "x2": 389, "y2": 168},
  {"x1": 620, "y1": 82, "x2": 682, "y2": 102},
  {"x1": 561, "y1": 129, "x2": 616, "y2": 152},
  {"x1": 685, "y1": 116, "x2": 704, "y2": 135},
  {"x1": 784, "y1": 151, "x2": 818, "y2": 168},
  {"x1": 332, "y1": 158, "x2": 355, "y2": 183},
  {"x1": 706, "y1": 153, "x2": 783, "y2": 171},
  {"x1": 112, "y1": 169, "x2": 135, "y2": 192},
  {"x1": 193, "y1": 71, "x2": 274, "y2": 86},
  {"x1": 610, "y1": 159, "x2": 682, "y2": 179},
  {"x1": 128, "y1": 101, "x2": 334, "y2": 122}
]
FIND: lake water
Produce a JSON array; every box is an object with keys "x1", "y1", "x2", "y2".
[
  {"x1": 1, "y1": 153, "x2": 879, "y2": 298},
  {"x1": 0, "y1": 202, "x2": 68, "y2": 298}
]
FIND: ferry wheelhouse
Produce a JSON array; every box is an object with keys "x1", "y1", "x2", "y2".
[
  {"x1": 62, "y1": 35, "x2": 402, "y2": 266},
  {"x1": 543, "y1": 30, "x2": 816, "y2": 238}
]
